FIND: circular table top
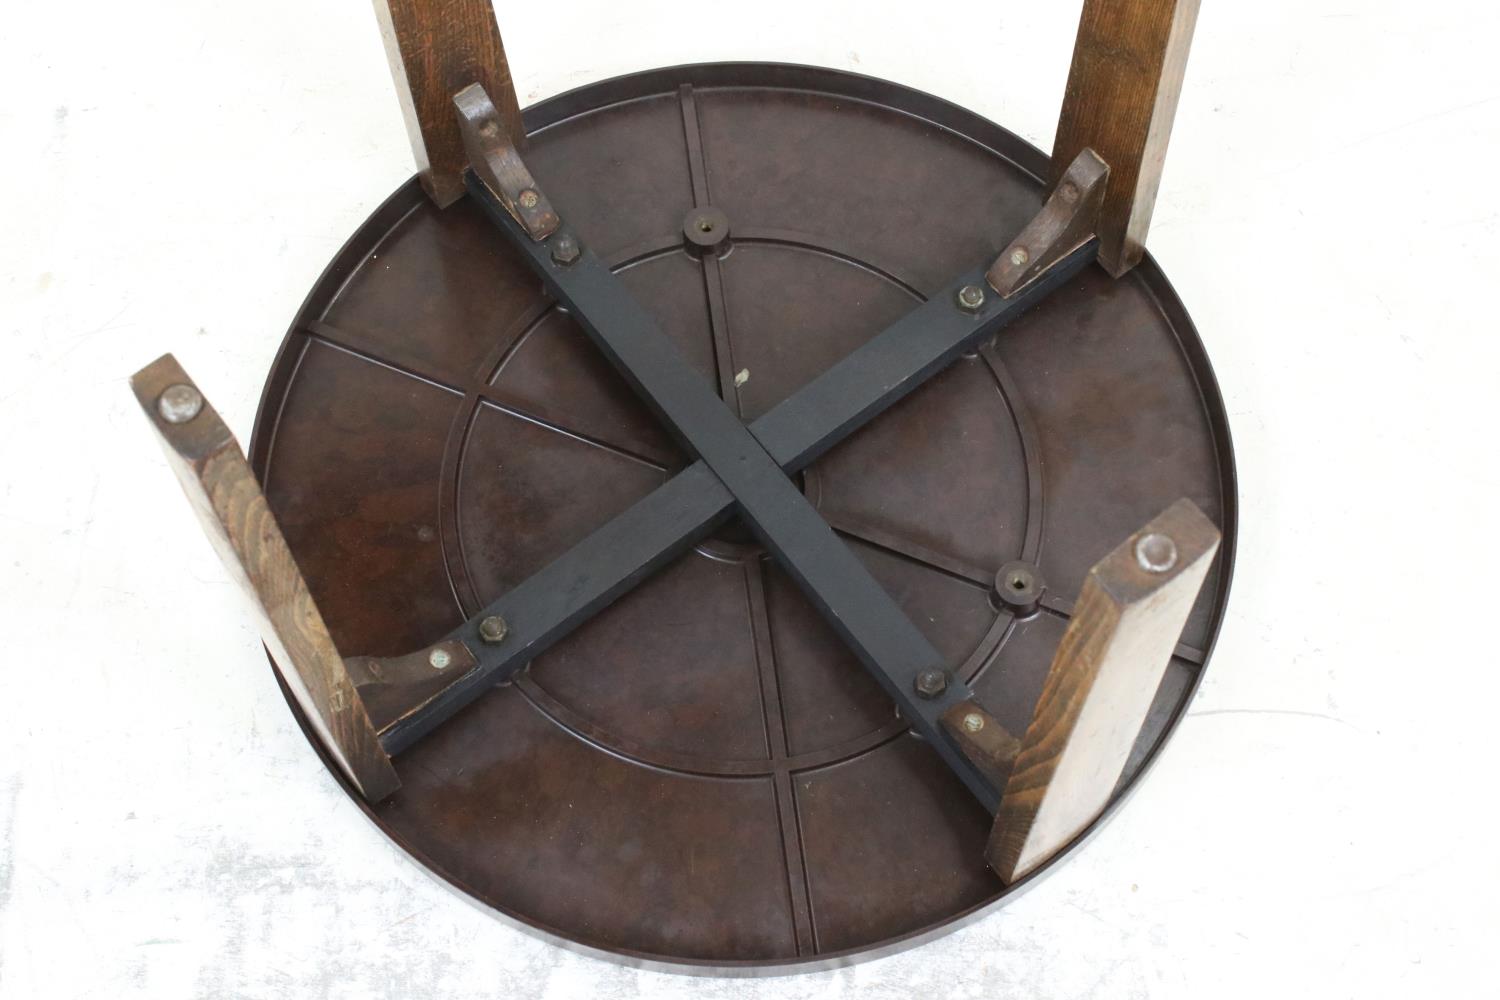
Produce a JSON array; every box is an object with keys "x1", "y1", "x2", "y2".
[{"x1": 248, "y1": 63, "x2": 1235, "y2": 972}]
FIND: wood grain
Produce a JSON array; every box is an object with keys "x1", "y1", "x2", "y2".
[
  {"x1": 1051, "y1": 0, "x2": 1200, "y2": 276},
  {"x1": 373, "y1": 0, "x2": 524, "y2": 206},
  {"x1": 987, "y1": 147, "x2": 1109, "y2": 297},
  {"x1": 131, "y1": 354, "x2": 401, "y2": 801},
  {"x1": 941, "y1": 700, "x2": 1022, "y2": 793},
  {"x1": 453, "y1": 82, "x2": 560, "y2": 239},
  {"x1": 345, "y1": 639, "x2": 478, "y2": 735},
  {"x1": 988, "y1": 498, "x2": 1220, "y2": 883}
]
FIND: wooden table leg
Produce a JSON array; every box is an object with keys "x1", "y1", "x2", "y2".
[
  {"x1": 1051, "y1": 0, "x2": 1201, "y2": 276},
  {"x1": 373, "y1": 0, "x2": 524, "y2": 206},
  {"x1": 987, "y1": 498, "x2": 1220, "y2": 883},
  {"x1": 131, "y1": 355, "x2": 401, "y2": 801}
]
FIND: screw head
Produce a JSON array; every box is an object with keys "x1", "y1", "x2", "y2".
[
  {"x1": 158, "y1": 384, "x2": 203, "y2": 424},
  {"x1": 428, "y1": 647, "x2": 452, "y2": 670},
  {"x1": 518, "y1": 189, "x2": 539, "y2": 210},
  {"x1": 992, "y1": 560, "x2": 1044, "y2": 615},
  {"x1": 962, "y1": 712, "x2": 985, "y2": 733},
  {"x1": 479, "y1": 614, "x2": 509, "y2": 644},
  {"x1": 956, "y1": 284, "x2": 986, "y2": 312},
  {"x1": 681, "y1": 206, "x2": 731, "y2": 254},
  {"x1": 1135, "y1": 533, "x2": 1179, "y2": 573},
  {"x1": 914, "y1": 669, "x2": 948, "y2": 699},
  {"x1": 1058, "y1": 181, "x2": 1080, "y2": 204},
  {"x1": 1009, "y1": 246, "x2": 1031, "y2": 267},
  {"x1": 551, "y1": 233, "x2": 580, "y2": 265}
]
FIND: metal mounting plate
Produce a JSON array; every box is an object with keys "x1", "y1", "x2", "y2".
[{"x1": 247, "y1": 63, "x2": 1235, "y2": 971}]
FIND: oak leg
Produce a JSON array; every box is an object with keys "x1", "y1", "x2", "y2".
[
  {"x1": 373, "y1": 0, "x2": 524, "y2": 206},
  {"x1": 1052, "y1": 0, "x2": 1201, "y2": 276},
  {"x1": 987, "y1": 498, "x2": 1220, "y2": 883},
  {"x1": 132, "y1": 355, "x2": 402, "y2": 800}
]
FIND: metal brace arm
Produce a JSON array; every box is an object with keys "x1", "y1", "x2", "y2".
[
  {"x1": 361, "y1": 93, "x2": 1111, "y2": 761},
  {"x1": 455, "y1": 87, "x2": 1200, "y2": 820}
]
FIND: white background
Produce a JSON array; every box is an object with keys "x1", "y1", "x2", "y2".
[{"x1": 2, "y1": 0, "x2": 1497, "y2": 996}]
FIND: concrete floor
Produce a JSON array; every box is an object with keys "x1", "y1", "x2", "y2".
[{"x1": 2, "y1": 0, "x2": 1496, "y2": 996}]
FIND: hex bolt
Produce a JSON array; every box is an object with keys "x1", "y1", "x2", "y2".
[
  {"x1": 479, "y1": 614, "x2": 510, "y2": 644},
  {"x1": 962, "y1": 712, "x2": 985, "y2": 733},
  {"x1": 914, "y1": 668, "x2": 948, "y2": 699},
  {"x1": 1134, "y1": 532, "x2": 1179, "y2": 573},
  {"x1": 551, "y1": 233, "x2": 580, "y2": 266},
  {"x1": 428, "y1": 647, "x2": 452, "y2": 670},
  {"x1": 955, "y1": 284, "x2": 986, "y2": 312},
  {"x1": 158, "y1": 384, "x2": 204, "y2": 424},
  {"x1": 518, "y1": 189, "x2": 539, "y2": 210},
  {"x1": 1009, "y1": 246, "x2": 1031, "y2": 267}
]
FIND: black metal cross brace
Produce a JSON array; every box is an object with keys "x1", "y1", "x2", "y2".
[
  {"x1": 382, "y1": 224, "x2": 1094, "y2": 753},
  {"x1": 371, "y1": 151, "x2": 1100, "y2": 811}
]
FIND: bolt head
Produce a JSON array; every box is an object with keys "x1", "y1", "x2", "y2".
[
  {"x1": 479, "y1": 614, "x2": 509, "y2": 644},
  {"x1": 962, "y1": 712, "x2": 985, "y2": 733},
  {"x1": 518, "y1": 189, "x2": 540, "y2": 210},
  {"x1": 955, "y1": 284, "x2": 986, "y2": 312},
  {"x1": 158, "y1": 383, "x2": 203, "y2": 424},
  {"x1": 1134, "y1": 532, "x2": 1179, "y2": 573},
  {"x1": 1058, "y1": 181, "x2": 1080, "y2": 204},
  {"x1": 914, "y1": 669, "x2": 948, "y2": 699},
  {"x1": 551, "y1": 234, "x2": 580, "y2": 265},
  {"x1": 428, "y1": 647, "x2": 452, "y2": 670},
  {"x1": 1009, "y1": 246, "x2": 1030, "y2": 267}
]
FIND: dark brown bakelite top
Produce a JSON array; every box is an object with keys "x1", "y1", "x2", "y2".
[{"x1": 248, "y1": 64, "x2": 1235, "y2": 971}]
